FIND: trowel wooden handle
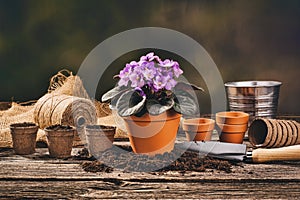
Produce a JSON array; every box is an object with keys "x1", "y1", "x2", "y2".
[{"x1": 252, "y1": 145, "x2": 300, "y2": 163}]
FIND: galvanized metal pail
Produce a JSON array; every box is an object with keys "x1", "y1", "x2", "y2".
[{"x1": 225, "y1": 81, "x2": 282, "y2": 122}]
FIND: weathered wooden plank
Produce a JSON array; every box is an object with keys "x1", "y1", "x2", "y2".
[
  {"x1": 1, "y1": 145, "x2": 300, "y2": 199},
  {"x1": 0, "y1": 180, "x2": 299, "y2": 199}
]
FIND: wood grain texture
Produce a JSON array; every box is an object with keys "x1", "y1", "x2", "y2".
[{"x1": 1, "y1": 147, "x2": 300, "y2": 199}]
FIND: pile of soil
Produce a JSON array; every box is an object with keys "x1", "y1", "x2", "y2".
[{"x1": 80, "y1": 145, "x2": 233, "y2": 173}]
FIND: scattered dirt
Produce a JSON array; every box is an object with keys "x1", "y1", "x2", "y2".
[
  {"x1": 81, "y1": 161, "x2": 114, "y2": 173},
  {"x1": 10, "y1": 122, "x2": 37, "y2": 128},
  {"x1": 80, "y1": 145, "x2": 234, "y2": 173},
  {"x1": 45, "y1": 124, "x2": 73, "y2": 131}
]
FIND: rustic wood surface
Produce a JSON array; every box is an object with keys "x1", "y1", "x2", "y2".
[{"x1": 1, "y1": 132, "x2": 300, "y2": 199}]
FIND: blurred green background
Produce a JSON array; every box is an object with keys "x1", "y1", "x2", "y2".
[{"x1": 0, "y1": 0, "x2": 299, "y2": 114}]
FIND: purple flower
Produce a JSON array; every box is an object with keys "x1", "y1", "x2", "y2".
[
  {"x1": 117, "y1": 52, "x2": 183, "y2": 91},
  {"x1": 129, "y1": 72, "x2": 145, "y2": 88},
  {"x1": 159, "y1": 59, "x2": 175, "y2": 68},
  {"x1": 153, "y1": 75, "x2": 167, "y2": 91},
  {"x1": 172, "y1": 62, "x2": 183, "y2": 78},
  {"x1": 140, "y1": 52, "x2": 161, "y2": 63},
  {"x1": 165, "y1": 78, "x2": 177, "y2": 90},
  {"x1": 118, "y1": 64, "x2": 132, "y2": 86},
  {"x1": 142, "y1": 62, "x2": 156, "y2": 81}
]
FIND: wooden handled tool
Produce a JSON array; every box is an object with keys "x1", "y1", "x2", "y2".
[{"x1": 246, "y1": 144, "x2": 300, "y2": 163}]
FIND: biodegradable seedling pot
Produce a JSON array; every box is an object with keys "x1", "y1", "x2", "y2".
[
  {"x1": 124, "y1": 110, "x2": 181, "y2": 156},
  {"x1": 182, "y1": 118, "x2": 215, "y2": 141},
  {"x1": 216, "y1": 111, "x2": 249, "y2": 125},
  {"x1": 85, "y1": 125, "x2": 116, "y2": 156},
  {"x1": 45, "y1": 125, "x2": 75, "y2": 158},
  {"x1": 10, "y1": 122, "x2": 38, "y2": 155}
]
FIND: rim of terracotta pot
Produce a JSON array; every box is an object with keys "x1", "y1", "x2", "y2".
[
  {"x1": 182, "y1": 118, "x2": 215, "y2": 132},
  {"x1": 216, "y1": 111, "x2": 249, "y2": 125},
  {"x1": 124, "y1": 109, "x2": 181, "y2": 122},
  {"x1": 216, "y1": 123, "x2": 248, "y2": 133}
]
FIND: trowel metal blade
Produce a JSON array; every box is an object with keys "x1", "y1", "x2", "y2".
[{"x1": 179, "y1": 141, "x2": 247, "y2": 161}]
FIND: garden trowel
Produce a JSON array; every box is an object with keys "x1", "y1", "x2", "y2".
[{"x1": 180, "y1": 141, "x2": 300, "y2": 163}]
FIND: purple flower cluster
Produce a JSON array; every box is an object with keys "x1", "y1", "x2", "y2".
[{"x1": 117, "y1": 52, "x2": 183, "y2": 92}]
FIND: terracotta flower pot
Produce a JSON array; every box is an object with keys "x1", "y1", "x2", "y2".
[
  {"x1": 216, "y1": 123, "x2": 248, "y2": 133},
  {"x1": 216, "y1": 111, "x2": 249, "y2": 125},
  {"x1": 216, "y1": 111, "x2": 249, "y2": 144},
  {"x1": 219, "y1": 132, "x2": 245, "y2": 144},
  {"x1": 182, "y1": 118, "x2": 215, "y2": 141},
  {"x1": 124, "y1": 110, "x2": 181, "y2": 156},
  {"x1": 45, "y1": 125, "x2": 75, "y2": 158},
  {"x1": 217, "y1": 123, "x2": 248, "y2": 144},
  {"x1": 10, "y1": 122, "x2": 38, "y2": 155},
  {"x1": 85, "y1": 125, "x2": 116, "y2": 156}
]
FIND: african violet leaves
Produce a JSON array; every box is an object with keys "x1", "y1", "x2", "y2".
[
  {"x1": 116, "y1": 89, "x2": 146, "y2": 117},
  {"x1": 146, "y1": 98, "x2": 174, "y2": 115},
  {"x1": 174, "y1": 81, "x2": 204, "y2": 92},
  {"x1": 101, "y1": 86, "x2": 129, "y2": 102},
  {"x1": 173, "y1": 90, "x2": 199, "y2": 116}
]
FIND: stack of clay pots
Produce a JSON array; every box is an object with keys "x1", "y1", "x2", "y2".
[
  {"x1": 248, "y1": 118, "x2": 300, "y2": 148},
  {"x1": 216, "y1": 111, "x2": 249, "y2": 144},
  {"x1": 182, "y1": 118, "x2": 215, "y2": 141}
]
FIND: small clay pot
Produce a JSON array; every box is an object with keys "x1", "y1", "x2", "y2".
[
  {"x1": 219, "y1": 132, "x2": 245, "y2": 144},
  {"x1": 182, "y1": 118, "x2": 215, "y2": 141},
  {"x1": 10, "y1": 122, "x2": 38, "y2": 155},
  {"x1": 216, "y1": 123, "x2": 248, "y2": 133},
  {"x1": 185, "y1": 131, "x2": 213, "y2": 141},
  {"x1": 216, "y1": 121, "x2": 248, "y2": 144},
  {"x1": 45, "y1": 125, "x2": 75, "y2": 158},
  {"x1": 85, "y1": 125, "x2": 116, "y2": 156},
  {"x1": 216, "y1": 111, "x2": 249, "y2": 125}
]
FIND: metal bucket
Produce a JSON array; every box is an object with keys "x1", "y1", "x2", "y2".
[{"x1": 225, "y1": 81, "x2": 282, "y2": 122}]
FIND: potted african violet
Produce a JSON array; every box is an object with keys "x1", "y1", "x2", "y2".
[{"x1": 102, "y1": 52, "x2": 202, "y2": 155}]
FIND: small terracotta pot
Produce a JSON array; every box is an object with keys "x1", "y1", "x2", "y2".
[
  {"x1": 45, "y1": 125, "x2": 75, "y2": 158},
  {"x1": 216, "y1": 123, "x2": 248, "y2": 133},
  {"x1": 185, "y1": 131, "x2": 213, "y2": 141},
  {"x1": 85, "y1": 125, "x2": 116, "y2": 156},
  {"x1": 219, "y1": 132, "x2": 245, "y2": 144},
  {"x1": 124, "y1": 110, "x2": 181, "y2": 156},
  {"x1": 182, "y1": 118, "x2": 215, "y2": 141},
  {"x1": 10, "y1": 122, "x2": 38, "y2": 155},
  {"x1": 216, "y1": 111, "x2": 249, "y2": 125}
]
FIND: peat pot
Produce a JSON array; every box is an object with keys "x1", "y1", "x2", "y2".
[
  {"x1": 45, "y1": 125, "x2": 75, "y2": 158},
  {"x1": 10, "y1": 122, "x2": 38, "y2": 155},
  {"x1": 85, "y1": 125, "x2": 116, "y2": 156}
]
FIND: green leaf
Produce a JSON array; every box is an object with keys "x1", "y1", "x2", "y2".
[
  {"x1": 101, "y1": 86, "x2": 129, "y2": 102},
  {"x1": 173, "y1": 90, "x2": 199, "y2": 116},
  {"x1": 146, "y1": 98, "x2": 174, "y2": 115},
  {"x1": 116, "y1": 90, "x2": 146, "y2": 117},
  {"x1": 175, "y1": 81, "x2": 204, "y2": 92}
]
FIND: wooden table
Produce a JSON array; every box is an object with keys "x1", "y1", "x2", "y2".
[{"x1": 1, "y1": 137, "x2": 300, "y2": 199}]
